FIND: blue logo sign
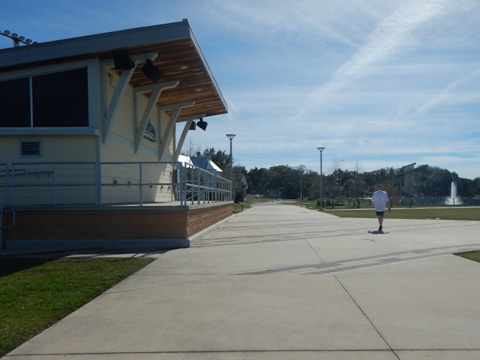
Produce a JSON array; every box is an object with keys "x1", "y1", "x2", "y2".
[{"x1": 143, "y1": 119, "x2": 157, "y2": 143}]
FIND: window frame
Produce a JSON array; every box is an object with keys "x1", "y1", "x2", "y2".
[{"x1": 0, "y1": 60, "x2": 100, "y2": 136}]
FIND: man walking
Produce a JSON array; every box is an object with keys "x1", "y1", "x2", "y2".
[{"x1": 371, "y1": 184, "x2": 391, "y2": 232}]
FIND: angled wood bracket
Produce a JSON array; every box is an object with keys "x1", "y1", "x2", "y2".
[
  {"x1": 157, "y1": 101, "x2": 195, "y2": 160},
  {"x1": 101, "y1": 52, "x2": 158, "y2": 143},
  {"x1": 134, "y1": 80, "x2": 179, "y2": 153}
]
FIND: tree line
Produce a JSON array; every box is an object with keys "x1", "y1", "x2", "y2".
[{"x1": 199, "y1": 147, "x2": 480, "y2": 203}]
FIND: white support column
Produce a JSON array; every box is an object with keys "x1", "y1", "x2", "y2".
[
  {"x1": 175, "y1": 120, "x2": 194, "y2": 160},
  {"x1": 102, "y1": 68, "x2": 134, "y2": 143}
]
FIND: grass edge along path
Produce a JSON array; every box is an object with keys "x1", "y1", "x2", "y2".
[
  {"x1": 455, "y1": 251, "x2": 480, "y2": 264},
  {"x1": 324, "y1": 206, "x2": 480, "y2": 221},
  {"x1": 0, "y1": 257, "x2": 154, "y2": 357}
]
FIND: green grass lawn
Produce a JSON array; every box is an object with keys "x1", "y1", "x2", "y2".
[
  {"x1": 456, "y1": 251, "x2": 480, "y2": 263},
  {"x1": 0, "y1": 257, "x2": 154, "y2": 357},
  {"x1": 324, "y1": 207, "x2": 480, "y2": 221}
]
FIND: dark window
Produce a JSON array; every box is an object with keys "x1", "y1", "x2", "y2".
[
  {"x1": 0, "y1": 78, "x2": 31, "y2": 127},
  {"x1": 33, "y1": 68, "x2": 89, "y2": 127},
  {"x1": 0, "y1": 68, "x2": 89, "y2": 128}
]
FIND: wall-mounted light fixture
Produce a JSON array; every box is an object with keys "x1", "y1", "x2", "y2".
[
  {"x1": 142, "y1": 59, "x2": 161, "y2": 83},
  {"x1": 197, "y1": 118, "x2": 208, "y2": 131},
  {"x1": 188, "y1": 118, "x2": 208, "y2": 131},
  {"x1": 114, "y1": 53, "x2": 135, "y2": 70}
]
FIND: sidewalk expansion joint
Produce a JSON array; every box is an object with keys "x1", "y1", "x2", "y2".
[{"x1": 332, "y1": 273, "x2": 401, "y2": 360}]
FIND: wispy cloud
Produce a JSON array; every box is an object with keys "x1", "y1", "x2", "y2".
[
  {"x1": 297, "y1": 0, "x2": 452, "y2": 118},
  {"x1": 417, "y1": 67, "x2": 480, "y2": 114}
]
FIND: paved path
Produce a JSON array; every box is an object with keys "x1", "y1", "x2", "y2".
[{"x1": 4, "y1": 203, "x2": 480, "y2": 359}]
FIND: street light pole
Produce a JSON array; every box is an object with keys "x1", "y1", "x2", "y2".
[
  {"x1": 317, "y1": 147, "x2": 325, "y2": 210},
  {"x1": 226, "y1": 134, "x2": 236, "y2": 201}
]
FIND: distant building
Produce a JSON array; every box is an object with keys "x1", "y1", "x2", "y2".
[
  {"x1": 191, "y1": 152, "x2": 223, "y2": 176},
  {"x1": 396, "y1": 163, "x2": 424, "y2": 197}
]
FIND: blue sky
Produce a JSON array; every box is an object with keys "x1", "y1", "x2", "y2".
[{"x1": 2, "y1": 0, "x2": 479, "y2": 179}]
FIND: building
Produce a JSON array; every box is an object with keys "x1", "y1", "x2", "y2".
[
  {"x1": 0, "y1": 20, "x2": 233, "y2": 251},
  {"x1": 396, "y1": 163, "x2": 423, "y2": 197},
  {"x1": 190, "y1": 152, "x2": 223, "y2": 176}
]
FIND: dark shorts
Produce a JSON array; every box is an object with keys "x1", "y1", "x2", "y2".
[{"x1": 376, "y1": 211, "x2": 385, "y2": 217}]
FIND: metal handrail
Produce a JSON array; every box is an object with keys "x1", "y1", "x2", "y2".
[{"x1": 0, "y1": 161, "x2": 232, "y2": 207}]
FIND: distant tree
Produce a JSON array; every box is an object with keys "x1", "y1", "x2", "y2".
[
  {"x1": 242, "y1": 161, "x2": 477, "y2": 202},
  {"x1": 266, "y1": 165, "x2": 289, "y2": 198},
  {"x1": 344, "y1": 162, "x2": 366, "y2": 207},
  {"x1": 305, "y1": 170, "x2": 320, "y2": 200},
  {"x1": 233, "y1": 165, "x2": 247, "y2": 202},
  {"x1": 473, "y1": 178, "x2": 480, "y2": 197},
  {"x1": 247, "y1": 167, "x2": 269, "y2": 195},
  {"x1": 422, "y1": 166, "x2": 456, "y2": 196},
  {"x1": 182, "y1": 138, "x2": 201, "y2": 157},
  {"x1": 325, "y1": 158, "x2": 344, "y2": 206},
  {"x1": 296, "y1": 165, "x2": 307, "y2": 200},
  {"x1": 457, "y1": 177, "x2": 475, "y2": 197}
]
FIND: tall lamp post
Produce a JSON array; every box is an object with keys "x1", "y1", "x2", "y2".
[
  {"x1": 317, "y1": 147, "x2": 325, "y2": 210},
  {"x1": 226, "y1": 134, "x2": 236, "y2": 201}
]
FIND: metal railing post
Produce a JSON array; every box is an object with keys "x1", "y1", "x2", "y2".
[
  {"x1": 95, "y1": 161, "x2": 101, "y2": 205},
  {"x1": 196, "y1": 168, "x2": 200, "y2": 205},
  {"x1": 0, "y1": 205, "x2": 3, "y2": 250},
  {"x1": 139, "y1": 163, "x2": 143, "y2": 206},
  {"x1": 53, "y1": 163, "x2": 57, "y2": 206}
]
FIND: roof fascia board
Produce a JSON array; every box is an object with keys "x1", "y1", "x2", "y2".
[{"x1": 0, "y1": 20, "x2": 190, "y2": 69}]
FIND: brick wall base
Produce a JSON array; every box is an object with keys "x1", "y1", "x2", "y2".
[{"x1": 1, "y1": 203, "x2": 233, "y2": 251}]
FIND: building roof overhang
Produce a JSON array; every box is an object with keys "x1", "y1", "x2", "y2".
[{"x1": 0, "y1": 19, "x2": 227, "y2": 120}]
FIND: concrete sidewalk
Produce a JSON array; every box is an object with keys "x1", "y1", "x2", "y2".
[{"x1": 3, "y1": 203, "x2": 480, "y2": 359}]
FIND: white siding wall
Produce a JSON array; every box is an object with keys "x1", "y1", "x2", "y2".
[
  {"x1": 100, "y1": 72, "x2": 176, "y2": 204},
  {"x1": 0, "y1": 136, "x2": 97, "y2": 206}
]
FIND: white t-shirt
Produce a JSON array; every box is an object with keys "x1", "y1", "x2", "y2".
[{"x1": 372, "y1": 190, "x2": 389, "y2": 212}]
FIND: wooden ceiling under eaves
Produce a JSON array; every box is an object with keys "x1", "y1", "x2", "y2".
[
  {"x1": 0, "y1": 22, "x2": 228, "y2": 122},
  {"x1": 109, "y1": 38, "x2": 227, "y2": 120}
]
